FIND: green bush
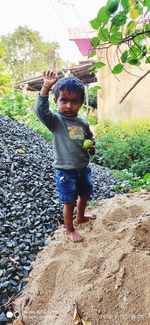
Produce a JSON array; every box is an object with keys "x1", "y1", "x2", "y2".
[
  {"x1": 0, "y1": 90, "x2": 36, "y2": 119},
  {"x1": 0, "y1": 90, "x2": 55, "y2": 141},
  {"x1": 85, "y1": 115, "x2": 98, "y2": 125},
  {"x1": 93, "y1": 119, "x2": 150, "y2": 177},
  {"x1": 129, "y1": 159, "x2": 150, "y2": 177},
  {"x1": 93, "y1": 134, "x2": 132, "y2": 169},
  {"x1": 111, "y1": 170, "x2": 150, "y2": 192}
]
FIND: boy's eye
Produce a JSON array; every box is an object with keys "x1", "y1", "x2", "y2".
[
  {"x1": 60, "y1": 99, "x2": 80, "y2": 104},
  {"x1": 61, "y1": 99, "x2": 68, "y2": 104}
]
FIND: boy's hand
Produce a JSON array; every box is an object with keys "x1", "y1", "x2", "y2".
[
  {"x1": 43, "y1": 70, "x2": 58, "y2": 88},
  {"x1": 86, "y1": 145, "x2": 95, "y2": 156},
  {"x1": 82, "y1": 144, "x2": 95, "y2": 156},
  {"x1": 40, "y1": 70, "x2": 58, "y2": 96}
]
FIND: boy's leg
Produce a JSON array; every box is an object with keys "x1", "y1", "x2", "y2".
[
  {"x1": 63, "y1": 202, "x2": 86, "y2": 243},
  {"x1": 76, "y1": 168, "x2": 96, "y2": 224},
  {"x1": 76, "y1": 195, "x2": 96, "y2": 224},
  {"x1": 55, "y1": 169, "x2": 87, "y2": 243}
]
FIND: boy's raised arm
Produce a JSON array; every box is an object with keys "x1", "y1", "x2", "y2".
[{"x1": 35, "y1": 70, "x2": 58, "y2": 131}]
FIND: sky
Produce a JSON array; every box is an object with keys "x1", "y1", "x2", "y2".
[{"x1": 0, "y1": 0, "x2": 106, "y2": 63}]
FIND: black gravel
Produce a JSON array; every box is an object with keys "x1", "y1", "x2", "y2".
[{"x1": 0, "y1": 114, "x2": 120, "y2": 323}]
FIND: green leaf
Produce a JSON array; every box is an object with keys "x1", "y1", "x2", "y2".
[
  {"x1": 137, "y1": 6, "x2": 143, "y2": 16},
  {"x1": 110, "y1": 24, "x2": 121, "y2": 33},
  {"x1": 112, "y1": 63, "x2": 124, "y2": 74},
  {"x1": 94, "y1": 61, "x2": 106, "y2": 69},
  {"x1": 143, "y1": 173, "x2": 150, "y2": 183},
  {"x1": 90, "y1": 18, "x2": 101, "y2": 30},
  {"x1": 145, "y1": 56, "x2": 150, "y2": 63},
  {"x1": 128, "y1": 58, "x2": 141, "y2": 65},
  {"x1": 129, "y1": 45, "x2": 142, "y2": 58},
  {"x1": 110, "y1": 32, "x2": 122, "y2": 44},
  {"x1": 133, "y1": 30, "x2": 145, "y2": 45},
  {"x1": 89, "y1": 61, "x2": 105, "y2": 73},
  {"x1": 141, "y1": 45, "x2": 147, "y2": 57},
  {"x1": 145, "y1": 23, "x2": 150, "y2": 32},
  {"x1": 88, "y1": 50, "x2": 96, "y2": 58},
  {"x1": 91, "y1": 36, "x2": 100, "y2": 47},
  {"x1": 98, "y1": 28, "x2": 109, "y2": 41},
  {"x1": 89, "y1": 85, "x2": 101, "y2": 94},
  {"x1": 121, "y1": 50, "x2": 128, "y2": 63},
  {"x1": 97, "y1": 7, "x2": 110, "y2": 24},
  {"x1": 125, "y1": 21, "x2": 136, "y2": 35},
  {"x1": 143, "y1": 0, "x2": 150, "y2": 10},
  {"x1": 112, "y1": 11, "x2": 127, "y2": 26},
  {"x1": 107, "y1": 0, "x2": 119, "y2": 14},
  {"x1": 121, "y1": 0, "x2": 129, "y2": 11}
]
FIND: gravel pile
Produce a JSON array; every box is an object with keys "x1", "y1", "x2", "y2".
[{"x1": 0, "y1": 114, "x2": 120, "y2": 323}]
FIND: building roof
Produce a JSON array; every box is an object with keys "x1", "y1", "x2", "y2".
[
  {"x1": 68, "y1": 23, "x2": 96, "y2": 40},
  {"x1": 68, "y1": 23, "x2": 96, "y2": 57},
  {"x1": 13, "y1": 61, "x2": 97, "y2": 91}
]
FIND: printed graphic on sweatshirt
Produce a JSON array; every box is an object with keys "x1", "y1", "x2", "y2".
[{"x1": 68, "y1": 126, "x2": 84, "y2": 140}]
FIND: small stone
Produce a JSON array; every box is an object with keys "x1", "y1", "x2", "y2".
[
  {"x1": 98, "y1": 296, "x2": 103, "y2": 302},
  {"x1": 6, "y1": 311, "x2": 13, "y2": 319}
]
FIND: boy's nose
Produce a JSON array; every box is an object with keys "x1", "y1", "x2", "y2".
[{"x1": 66, "y1": 101, "x2": 72, "y2": 108}]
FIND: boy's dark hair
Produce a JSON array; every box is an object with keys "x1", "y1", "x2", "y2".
[{"x1": 52, "y1": 76, "x2": 85, "y2": 104}]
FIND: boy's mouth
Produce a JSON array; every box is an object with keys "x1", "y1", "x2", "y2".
[
  {"x1": 64, "y1": 111, "x2": 75, "y2": 116},
  {"x1": 59, "y1": 110, "x2": 77, "y2": 117}
]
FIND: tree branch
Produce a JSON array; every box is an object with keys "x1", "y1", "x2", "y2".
[
  {"x1": 119, "y1": 69, "x2": 150, "y2": 103},
  {"x1": 119, "y1": 30, "x2": 150, "y2": 45}
]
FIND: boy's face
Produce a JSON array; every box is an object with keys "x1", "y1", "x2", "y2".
[{"x1": 54, "y1": 89, "x2": 82, "y2": 117}]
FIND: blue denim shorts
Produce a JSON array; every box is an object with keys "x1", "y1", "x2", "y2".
[{"x1": 55, "y1": 167, "x2": 93, "y2": 203}]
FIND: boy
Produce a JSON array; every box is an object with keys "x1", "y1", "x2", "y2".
[{"x1": 35, "y1": 70, "x2": 96, "y2": 243}]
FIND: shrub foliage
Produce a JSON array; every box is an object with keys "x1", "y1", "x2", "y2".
[{"x1": 93, "y1": 119, "x2": 150, "y2": 177}]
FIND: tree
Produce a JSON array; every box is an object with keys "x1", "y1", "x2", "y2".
[
  {"x1": 0, "y1": 48, "x2": 12, "y2": 95},
  {"x1": 0, "y1": 26, "x2": 65, "y2": 82},
  {"x1": 89, "y1": 0, "x2": 150, "y2": 100}
]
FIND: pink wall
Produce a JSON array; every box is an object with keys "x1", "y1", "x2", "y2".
[
  {"x1": 68, "y1": 24, "x2": 96, "y2": 57},
  {"x1": 73, "y1": 39, "x2": 94, "y2": 57}
]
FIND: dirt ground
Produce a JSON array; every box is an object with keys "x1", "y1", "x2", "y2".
[{"x1": 13, "y1": 191, "x2": 150, "y2": 325}]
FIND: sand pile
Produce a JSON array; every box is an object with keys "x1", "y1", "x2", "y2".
[{"x1": 13, "y1": 191, "x2": 150, "y2": 325}]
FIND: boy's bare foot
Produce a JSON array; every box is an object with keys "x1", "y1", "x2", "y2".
[
  {"x1": 64, "y1": 229, "x2": 86, "y2": 243},
  {"x1": 77, "y1": 214, "x2": 96, "y2": 224}
]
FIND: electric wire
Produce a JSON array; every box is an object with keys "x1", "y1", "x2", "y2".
[
  {"x1": 26, "y1": 0, "x2": 53, "y2": 32},
  {"x1": 48, "y1": 0, "x2": 69, "y2": 29}
]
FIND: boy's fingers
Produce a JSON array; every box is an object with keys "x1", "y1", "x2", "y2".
[{"x1": 43, "y1": 70, "x2": 58, "y2": 80}]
